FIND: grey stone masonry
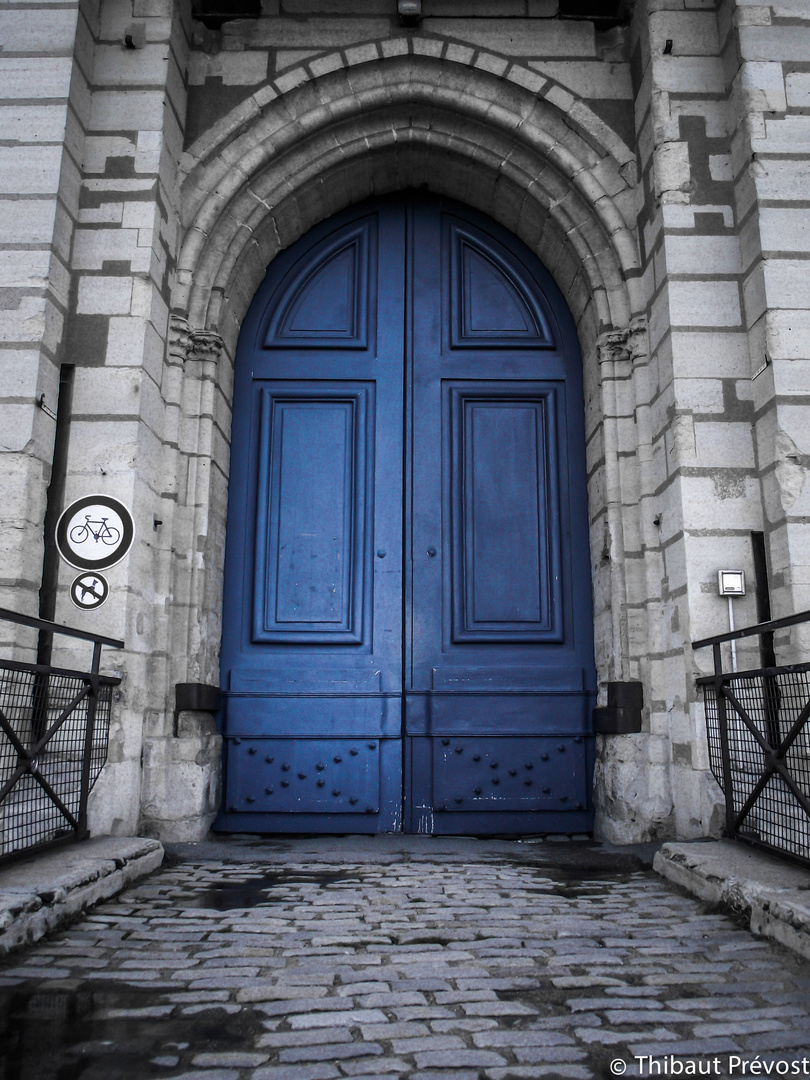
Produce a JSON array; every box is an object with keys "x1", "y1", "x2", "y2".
[
  {"x1": 1, "y1": 0, "x2": 810, "y2": 850},
  {"x1": 0, "y1": 836, "x2": 808, "y2": 1079},
  {"x1": 0, "y1": 0, "x2": 84, "y2": 636}
]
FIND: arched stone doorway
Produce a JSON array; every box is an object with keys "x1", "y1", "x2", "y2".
[
  {"x1": 155, "y1": 44, "x2": 654, "y2": 841},
  {"x1": 217, "y1": 192, "x2": 596, "y2": 834}
]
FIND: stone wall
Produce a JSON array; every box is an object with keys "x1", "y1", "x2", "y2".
[
  {"x1": 721, "y1": 0, "x2": 810, "y2": 651},
  {"x1": 0, "y1": 0, "x2": 807, "y2": 843},
  {"x1": 0, "y1": 0, "x2": 85, "y2": 648},
  {"x1": 596, "y1": 0, "x2": 759, "y2": 842}
]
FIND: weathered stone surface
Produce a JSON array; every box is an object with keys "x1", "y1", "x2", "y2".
[
  {"x1": 0, "y1": 838, "x2": 808, "y2": 1077},
  {"x1": 0, "y1": 836, "x2": 163, "y2": 954},
  {"x1": 654, "y1": 840, "x2": 810, "y2": 962}
]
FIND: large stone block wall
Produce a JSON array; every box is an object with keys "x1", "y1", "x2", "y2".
[
  {"x1": 594, "y1": 0, "x2": 810, "y2": 843},
  {"x1": 596, "y1": 0, "x2": 759, "y2": 842},
  {"x1": 0, "y1": 0, "x2": 806, "y2": 843},
  {"x1": 0, "y1": 0, "x2": 86, "y2": 649},
  {"x1": 720, "y1": 0, "x2": 810, "y2": 653}
]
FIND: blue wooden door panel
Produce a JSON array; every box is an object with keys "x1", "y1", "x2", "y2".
[
  {"x1": 226, "y1": 737, "x2": 402, "y2": 831},
  {"x1": 404, "y1": 196, "x2": 596, "y2": 834},
  {"x1": 405, "y1": 733, "x2": 594, "y2": 835},
  {"x1": 224, "y1": 693, "x2": 402, "y2": 738},
  {"x1": 404, "y1": 691, "x2": 592, "y2": 735},
  {"x1": 449, "y1": 220, "x2": 556, "y2": 349},
  {"x1": 218, "y1": 194, "x2": 595, "y2": 835},
  {"x1": 218, "y1": 205, "x2": 404, "y2": 833},
  {"x1": 432, "y1": 735, "x2": 589, "y2": 812},
  {"x1": 264, "y1": 220, "x2": 374, "y2": 349},
  {"x1": 227, "y1": 737, "x2": 382, "y2": 814}
]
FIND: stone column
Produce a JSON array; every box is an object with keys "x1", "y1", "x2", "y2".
[
  {"x1": 595, "y1": 327, "x2": 633, "y2": 685},
  {"x1": 592, "y1": 316, "x2": 675, "y2": 844},
  {"x1": 183, "y1": 328, "x2": 226, "y2": 683},
  {"x1": 138, "y1": 321, "x2": 225, "y2": 841},
  {"x1": 77, "y1": 0, "x2": 192, "y2": 836}
]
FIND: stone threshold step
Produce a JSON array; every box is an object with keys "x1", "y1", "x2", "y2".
[
  {"x1": 0, "y1": 836, "x2": 164, "y2": 955},
  {"x1": 655, "y1": 839, "x2": 810, "y2": 962}
]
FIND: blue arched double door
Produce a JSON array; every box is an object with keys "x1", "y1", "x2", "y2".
[{"x1": 217, "y1": 194, "x2": 596, "y2": 834}]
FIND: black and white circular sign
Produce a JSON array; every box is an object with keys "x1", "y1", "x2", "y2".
[
  {"x1": 69, "y1": 572, "x2": 110, "y2": 610},
  {"x1": 56, "y1": 494, "x2": 134, "y2": 571}
]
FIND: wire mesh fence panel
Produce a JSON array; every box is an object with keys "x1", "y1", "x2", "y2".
[
  {"x1": 0, "y1": 608, "x2": 122, "y2": 863},
  {"x1": 701, "y1": 663, "x2": 810, "y2": 866},
  {"x1": 0, "y1": 661, "x2": 115, "y2": 861}
]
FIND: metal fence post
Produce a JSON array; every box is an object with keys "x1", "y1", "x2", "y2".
[
  {"x1": 713, "y1": 641, "x2": 735, "y2": 836},
  {"x1": 77, "y1": 640, "x2": 103, "y2": 841}
]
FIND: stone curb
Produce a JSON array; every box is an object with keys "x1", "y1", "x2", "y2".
[
  {"x1": 654, "y1": 839, "x2": 810, "y2": 962},
  {"x1": 0, "y1": 836, "x2": 164, "y2": 955}
]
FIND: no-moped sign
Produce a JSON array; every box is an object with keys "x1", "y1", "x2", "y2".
[{"x1": 55, "y1": 494, "x2": 135, "y2": 572}]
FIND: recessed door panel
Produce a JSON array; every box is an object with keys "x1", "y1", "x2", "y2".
[
  {"x1": 450, "y1": 384, "x2": 562, "y2": 642},
  {"x1": 264, "y1": 220, "x2": 375, "y2": 349},
  {"x1": 253, "y1": 384, "x2": 372, "y2": 643},
  {"x1": 449, "y1": 220, "x2": 556, "y2": 349},
  {"x1": 218, "y1": 194, "x2": 595, "y2": 835}
]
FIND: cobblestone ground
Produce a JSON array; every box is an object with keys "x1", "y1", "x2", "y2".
[{"x1": 0, "y1": 837, "x2": 808, "y2": 1080}]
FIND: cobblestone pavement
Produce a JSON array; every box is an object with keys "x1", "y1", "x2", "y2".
[{"x1": 0, "y1": 836, "x2": 808, "y2": 1080}]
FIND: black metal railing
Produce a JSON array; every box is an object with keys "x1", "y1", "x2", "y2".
[
  {"x1": 0, "y1": 608, "x2": 122, "y2": 863},
  {"x1": 693, "y1": 609, "x2": 810, "y2": 868}
]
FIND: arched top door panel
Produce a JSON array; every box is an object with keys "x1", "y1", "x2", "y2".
[
  {"x1": 248, "y1": 197, "x2": 569, "y2": 363},
  {"x1": 446, "y1": 218, "x2": 557, "y2": 350},
  {"x1": 261, "y1": 215, "x2": 377, "y2": 352}
]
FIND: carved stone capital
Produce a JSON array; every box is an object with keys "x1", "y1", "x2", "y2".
[
  {"x1": 168, "y1": 316, "x2": 224, "y2": 365},
  {"x1": 168, "y1": 314, "x2": 192, "y2": 363},
  {"x1": 627, "y1": 315, "x2": 649, "y2": 363},
  {"x1": 188, "y1": 330, "x2": 225, "y2": 365},
  {"x1": 597, "y1": 328, "x2": 631, "y2": 365}
]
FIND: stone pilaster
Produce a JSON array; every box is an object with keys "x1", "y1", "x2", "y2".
[
  {"x1": 721, "y1": 0, "x2": 810, "y2": 656},
  {"x1": 139, "y1": 321, "x2": 227, "y2": 841},
  {"x1": 595, "y1": 326, "x2": 633, "y2": 686},
  {"x1": 81, "y1": 0, "x2": 192, "y2": 838}
]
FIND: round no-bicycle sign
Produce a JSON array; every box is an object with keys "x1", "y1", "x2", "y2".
[{"x1": 56, "y1": 494, "x2": 135, "y2": 572}]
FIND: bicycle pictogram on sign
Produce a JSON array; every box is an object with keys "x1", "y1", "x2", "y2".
[
  {"x1": 69, "y1": 516, "x2": 121, "y2": 547},
  {"x1": 56, "y1": 495, "x2": 135, "y2": 572}
]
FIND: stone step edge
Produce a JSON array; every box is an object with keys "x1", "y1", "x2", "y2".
[
  {"x1": 0, "y1": 836, "x2": 164, "y2": 955},
  {"x1": 654, "y1": 839, "x2": 810, "y2": 962}
]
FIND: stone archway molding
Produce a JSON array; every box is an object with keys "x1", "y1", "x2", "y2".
[{"x1": 172, "y1": 40, "x2": 644, "y2": 342}]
